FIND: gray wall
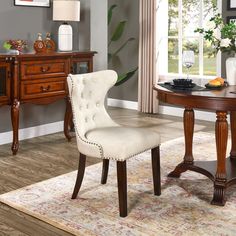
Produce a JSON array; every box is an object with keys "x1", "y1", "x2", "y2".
[
  {"x1": 90, "y1": 0, "x2": 108, "y2": 71},
  {"x1": 108, "y1": 0, "x2": 139, "y2": 102},
  {"x1": 0, "y1": 0, "x2": 90, "y2": 133},
  {"x1": 1, "y1": 1, "x2": 230, "y2": 133},
  {"x1": 222, "y1": 1, "x2": 236, "y2": 77}
]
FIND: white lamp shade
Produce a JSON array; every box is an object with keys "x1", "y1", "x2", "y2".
[{"x1": 53, "y1": 1, "x2": 80, "y2": 22}]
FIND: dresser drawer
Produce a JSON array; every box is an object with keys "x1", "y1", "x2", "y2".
[
  {"x1": 20, "y1": 78, "x2": 66, "y2": 100},
  {"x1": 21, "y1": 59, "x2": 70, "y2": 80}
]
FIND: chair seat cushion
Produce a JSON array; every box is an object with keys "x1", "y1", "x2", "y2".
[{"x1": 85, "y1": 127, "x2": 160, "y2": 161}]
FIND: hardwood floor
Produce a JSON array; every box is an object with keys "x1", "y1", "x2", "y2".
[{"x1": 0, "y1": 108, "x2": 215, "y2": 236}]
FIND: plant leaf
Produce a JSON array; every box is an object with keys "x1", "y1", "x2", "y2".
[
  {"x1": 109, "y1": 38, "x2": 135, "y2": 62},
  {"x1": 108, "y1": 53, "x2": 112, "y2": 62},
  {"x1": 113, "y1": 38, "x2": 135, "y2": 55},
  {"x1": 110, "y1": 21, "x2": 127, "y2": 43},
  {"x1": 115, "y1": 67, "x2": 138, "y2": 86},
  {"x1": 108, "y1": 4, "x2": 117, "y2": 25},
  {"x1": 3, "y1": 42, "x2": 11, "y2": 50}
]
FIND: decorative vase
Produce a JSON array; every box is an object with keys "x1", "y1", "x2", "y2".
[
  {"x1": 226, "y1": 56, "x2": 236, "y2": 85},
  {"x1": 6, "y1": 49, "x2": 20, "y2": 55}
]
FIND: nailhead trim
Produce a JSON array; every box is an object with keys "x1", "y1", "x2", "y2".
[
  {"x1": 69, "y1": 76, "x2": 104, "y2": 158},
  {"x1": 101, "y1": 145, "x2": 160, "y2": 161}
]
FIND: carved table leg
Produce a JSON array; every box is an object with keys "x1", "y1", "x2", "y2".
[
  {"x1": 230, "y1": 111, "x2": 236, "y2": 159},
  {"x1": 211, "y1": 111, "x2": 228, "y2": 206},
  {"x1": 64, "y1": 96, "x2": 73, "y2": 142},
  {"x1": 168, "y1": 108, "x2": 195, "y2": 178},
  {"x1": 11, "y1": 99, "x2": 20, "y2": 155}
]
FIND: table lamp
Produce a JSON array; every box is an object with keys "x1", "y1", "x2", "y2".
[{"x1": 53, "y1": 0, "x2": 80, "y2": 51}]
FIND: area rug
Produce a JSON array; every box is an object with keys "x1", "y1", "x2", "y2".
[{"x1": 1, "y1": 132, "x2": 236, "y2": 236}]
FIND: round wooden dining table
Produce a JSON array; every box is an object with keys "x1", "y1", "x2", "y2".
[{"x1": 154, "y1": 84, "x2": 236, "y2": 206}]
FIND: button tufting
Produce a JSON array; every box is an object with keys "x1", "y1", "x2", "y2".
[
  {"x1": 81, "y1": 93, "x2": 84, "y2": 98},
  {"x1": 92, "y1": 115, "x2": 96, "y2": 120},
  {"x1": 86, "y1": 104, "x2": 89, "y2": 109},
  {"x1": 96, "y1": 102, "x2": 100, "y2": 107},
  {"x1": 85, "y1": 117, "x2": 88, "y2": 122},
  {"x1": 89, "y1": 91, "x2": 92, "y2": 97},
  {"x1": 79, "y1": 105, "x2": 82, "y2": 110}
]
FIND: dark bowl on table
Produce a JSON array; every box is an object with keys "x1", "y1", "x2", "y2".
[{"x1": 173, "y1": 79, "x2": 193, "y2": 86}]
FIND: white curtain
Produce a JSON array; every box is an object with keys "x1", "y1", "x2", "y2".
[{"x1": 138, "y1": 0, "x2": 159, "y2": 114}]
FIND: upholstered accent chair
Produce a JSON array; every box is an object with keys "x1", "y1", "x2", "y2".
[{"x1": 67, "y1": 70, "x2": 161, "y2": 217}]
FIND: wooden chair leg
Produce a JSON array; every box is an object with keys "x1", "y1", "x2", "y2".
[
  {"x1": 71, "y1": 153, "x2": 86, "y2": 199},
  {"x1": 101, "y1": 159, "x2": 109, "y2": 184},
  {"x1": 151, "y1": 146, "x2": 161, "y2": 196},
  {"x1": 117, "y1": 161, "x2": 128, "y2": 217}
]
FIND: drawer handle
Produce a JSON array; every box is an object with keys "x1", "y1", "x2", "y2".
[
  {"x1": 40, "y1": 66, "x2": 50, "y2": 73},
  {"x1": 40, "y1": 85, "x2": 51, "y2": 92}
]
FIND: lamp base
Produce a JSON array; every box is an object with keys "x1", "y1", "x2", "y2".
[{"x1": 58, "y1": 23, "x2": 73, "y2": 51}]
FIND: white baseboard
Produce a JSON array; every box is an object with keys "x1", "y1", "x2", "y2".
[
  {"x1": 107, "y1": 98, "x2": 216, "y2": 122},
  {"x1": 158, "y1": 105, "x2": 216, "y2": 122},
  {"x1": 107, "y1": 98, "x2": 138, "y2": 110},
  {"x1": 0, "y1": 99, "x2": 216, "y2": 145},
  {"x1": 0, "y1": 121, "x2": 64, "y2": 145}
]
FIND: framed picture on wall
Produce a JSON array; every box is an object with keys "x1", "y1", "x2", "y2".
[
  {"x1": 228, "y1": 0, "x2": 236, "y2": 10},
  {"x1": 14, "y1": 0, "x2": 50, "y2": 7},
  {"x1": 227, "y1": 16, "x2": 236, "y2": 25}
]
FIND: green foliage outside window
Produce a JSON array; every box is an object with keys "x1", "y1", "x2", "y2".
[{"x1": 165, "y1": 0, "x2": 217, "y2": 75}]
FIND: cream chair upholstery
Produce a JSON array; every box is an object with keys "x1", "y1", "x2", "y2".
[{"x1": 67, "y1": 70, "x2": 161, "y2": 217}]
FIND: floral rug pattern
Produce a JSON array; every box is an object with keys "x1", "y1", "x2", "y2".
[{"x1": 1, "y1": 132, "x2": 236, "y2": 236}]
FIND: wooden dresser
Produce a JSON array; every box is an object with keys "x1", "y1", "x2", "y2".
[{"x1": 0, "y1": 51, "x2": 96, "y2": 155}]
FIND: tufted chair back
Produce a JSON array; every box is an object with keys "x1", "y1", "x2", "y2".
[
  {"x1": 68, "y1": 70, "x2": 161, "y2": 218},
  {"x1": 67, "y1": 70, "x2": 119, "y2": 157}
]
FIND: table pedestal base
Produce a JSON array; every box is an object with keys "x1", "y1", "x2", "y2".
[
  {"x1": 155, "y1": 85, "x2": 236, "y2": 207},
  {"x1": 168, "y1": 158, "x2": 236, "y2": 206}
]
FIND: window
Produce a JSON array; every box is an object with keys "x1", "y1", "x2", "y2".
[{"x1": 156, "y1": 0, "x2": 221, "y2": 79}]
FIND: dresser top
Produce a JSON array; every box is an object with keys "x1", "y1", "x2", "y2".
[{"x1": 0, "y1": 51, "x2": 96, "y2": 59}]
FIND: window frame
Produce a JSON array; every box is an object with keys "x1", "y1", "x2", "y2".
[{"x1": 156, "y1": 0, "x2": 222, "y2": 80}]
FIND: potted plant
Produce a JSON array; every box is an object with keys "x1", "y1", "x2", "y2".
[
  {"x1": 195, "y1": 12, "x2": 236, "y2": 85},
  {"x1": 3, "y1": 40, "x2": 27, "y2": 54}
]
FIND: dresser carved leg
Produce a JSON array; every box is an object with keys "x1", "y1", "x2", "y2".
[
  {"x1": 11, "y1": 99, "x2": 20, "y2": 155},
  {"x1": 211, "y1": 111, "x2": 228, "y2": 206},
  {"x1": 64, "y1": 96, "x2": 73, "y2": 141},
  {"x1": 168, "y1": 108, "x2": 195, "y2": 178},
  {"x1": 230, "y1": 111, "x2": 236, "y2": 159}
]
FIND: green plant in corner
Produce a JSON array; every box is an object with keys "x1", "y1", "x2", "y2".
[{"x1": 108, "y1": 4, "x2": 138, "y2": 86}]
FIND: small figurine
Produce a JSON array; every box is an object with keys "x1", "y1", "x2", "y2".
[
  {"x1": 34, "y1": 33, "x2": 46, "y2": 53},
  {"x1": 44, "y1": 33, "x2": 56, "y2": 53}
]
